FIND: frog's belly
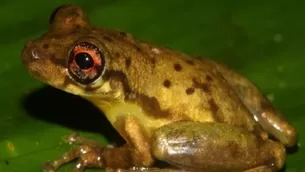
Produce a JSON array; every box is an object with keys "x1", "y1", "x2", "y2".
[{"x1": 101, "y1": 101, "x2": 214, "y2": 138}]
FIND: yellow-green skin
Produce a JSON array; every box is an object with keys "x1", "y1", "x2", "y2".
[{"x1": 22, "y1": 4, "x2": 297, "y2": 172}]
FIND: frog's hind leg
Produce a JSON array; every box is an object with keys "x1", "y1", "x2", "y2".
[
  {"x1": 151, "y1": 121, "x2": 285, "y2": 172},
  {"x1": 203, "y1": 58, "x2": 297, "y2": 147}
]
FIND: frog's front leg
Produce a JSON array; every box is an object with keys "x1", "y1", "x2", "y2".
[
  {"x1": 43, "y1": 116, "x2": 154, "y2": 172},
  {"x1": 151, "y1": 121, "x2": 285, "y2": 172}
]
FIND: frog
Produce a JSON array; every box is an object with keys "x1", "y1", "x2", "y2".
[{"x1": 21, "y1": 4, "x2": 297, "y2": 172}]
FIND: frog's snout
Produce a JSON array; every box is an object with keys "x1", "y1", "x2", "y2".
[
  {"x1": 21, "y1": 39, "x2": 62, "y2": 84},
  {"x1": 22, "y1": 40, "x2": 39, "y2": 63},
  {"x1": 22, "y1": 40, "x2": 49, "y2": 69},
  {"x1": 21, "y1": 40, "x2": 50, "y2": 79}
]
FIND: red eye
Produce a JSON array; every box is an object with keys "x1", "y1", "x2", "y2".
[{"x1": 68, "y1": 42, "x2": 105, "y2": 85}]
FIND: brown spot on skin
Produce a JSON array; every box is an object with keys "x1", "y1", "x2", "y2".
[
  {"x1": 104, "y1": 70, "x2": 132, "y2": 94},
  {"x1": 192, "y1": 78, "x2": 210, "y2": 93},
  {"x1": 119, "y1": 31, "x2": 127, "y2": 37},
  {"x1": 174, "y1": 63, "x2": 182, "y2": 71},
  {"x1": 103, "y1": 70, "x2": 171, "y2": 119},
  {"x1": 185, "y1": 59, "x2": 195, "y2": 65},
  {"x1": 49, "y1": 54, "x2": 66, "y2": 68},
  {"x1": 42, "y1": 43, "x2": 49, "y2": 49},
  {"x1": 208, "y1": 99, "x2": 219, "y2": 115},
  {"x1": 151, "y1": 58, "x2": 156, "y2": 68},
  {"x1": 75, "y1": 24, "x2": 81, "y2": 29},
  {"x1": 115, "y1": 52, "x2": 120, "y2": 57},
  {"x1": 163, "y1": 80, "x2": 171, "y2": 88},
  {"x1": 185, "y1": 88, "x2": 195, "y2": 95},
  {"x1": 125, "y1": 58, "x2": 131, "y2": 68},
  {"x1": 134, "y1": 45, "x2": 141, "y2": 52},
  {"x1": 103, "y1": 36, "x2": 113, "y2": 42},
  {"x1": 206, "y1": 75, "x2": 213, "y2": 82},
  {"x1": 226, "y1": 141, "x2": 240, "y2": 159},
  {"x1": 201, "y1": 84, "x2": 210, "y2": 92},
  {"x1": 137, "y1": 95, "x2": 171, "y2": 118}
]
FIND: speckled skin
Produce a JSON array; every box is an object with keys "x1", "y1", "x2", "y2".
[{"x1": 22, "y1": 4, "x2": 297, "y2": 172}]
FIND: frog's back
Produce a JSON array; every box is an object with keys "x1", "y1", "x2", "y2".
[{"x1": 99, "y1": 29, "x2": 263, "y2": 136}]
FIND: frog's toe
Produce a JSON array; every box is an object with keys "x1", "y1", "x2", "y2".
[
  {"x1": 72, "y1": 148, "x2": 105, "y2": 171},
  {"x1": 62, "y1": 132, "x2": 103, "y2": 147},
  {"x1": 42, "y1": 160, "x2": 57, "y2": 172},
  {"x1": 62, "y1": 131, "x2": 80, "y2": 144}
]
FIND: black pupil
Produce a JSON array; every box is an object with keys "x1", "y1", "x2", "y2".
[{"x1": 75, "y1": 52, "x2": 94, "y2": 70}]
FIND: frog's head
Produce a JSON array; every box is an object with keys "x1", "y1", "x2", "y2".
[{"x1": 21, "y1": 4, "x2": 124, "y2": 101}]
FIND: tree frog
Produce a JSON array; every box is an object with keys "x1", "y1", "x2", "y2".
[{"x1": 21, "y1": 4, "x2": 297, "y2": 172}]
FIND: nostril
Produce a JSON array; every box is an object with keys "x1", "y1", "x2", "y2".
[
  {"x1": 30, "y1": 48, "x2": 40, "y2": 60},
  {"x1": 22, "y1": 41, "x2": 41, "y2": 63},
  {"x1": 22, "y1": 40, "x2": 46, "y2": 65}
]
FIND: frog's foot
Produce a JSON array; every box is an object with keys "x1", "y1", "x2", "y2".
[
  {"x1": 43, "y1": 144, "x2": 104, "y2": 172},
  {"x1": 43, "y1": 116, "x2": 154, "y2": 172},
  {"x1": 43, "y1": 133, "x2": 127, "y2": 172},
  {"x1": 105, "y1": 167, "x2": 191, "y2": 172},
  {"x1": 43, "y1": 143, "x2": 141, "y2": 172}
]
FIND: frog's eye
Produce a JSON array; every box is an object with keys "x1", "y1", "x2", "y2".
[{"x1": 68, "y1": 42, "x2": 105, "y2": 85}]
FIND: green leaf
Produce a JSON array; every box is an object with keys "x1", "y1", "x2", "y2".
[{"x1": 0, "y1": 0, "x2": 304, "y2": 171}]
